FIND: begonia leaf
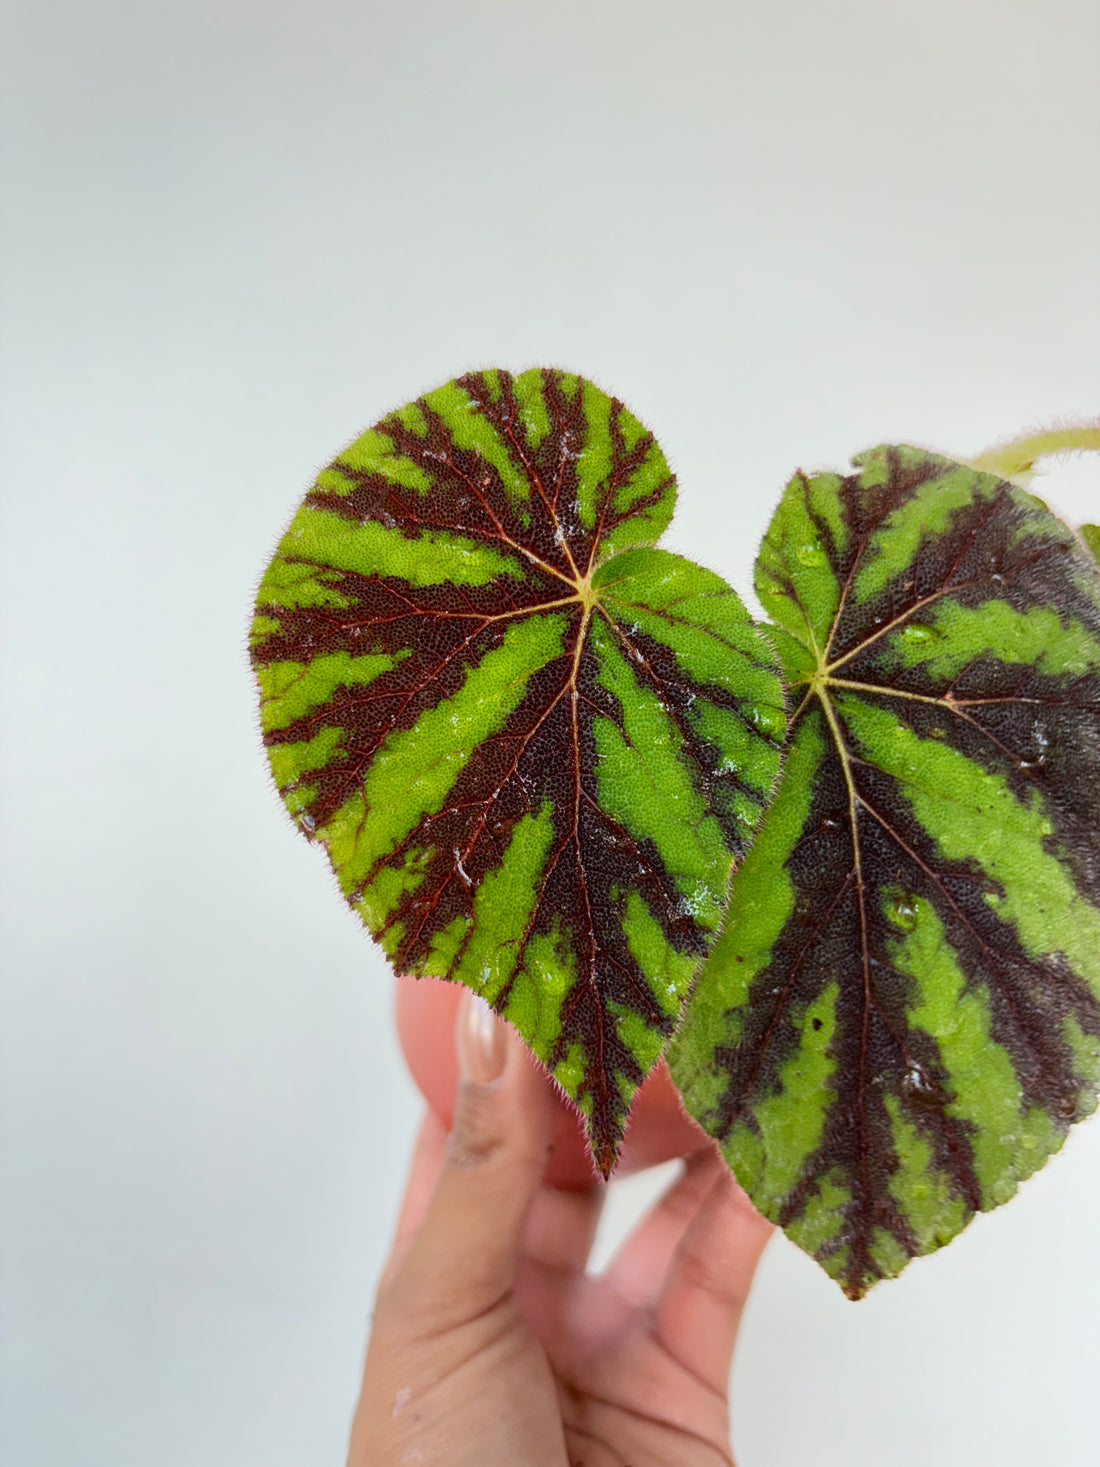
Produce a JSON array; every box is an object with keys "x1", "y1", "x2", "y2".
[
  {"x1": 672, "y1": 446, "x2": 1100, "y2": 1296},
  {"x1": 250, "y1": 369, "x2": 784, "y2": 1172}
]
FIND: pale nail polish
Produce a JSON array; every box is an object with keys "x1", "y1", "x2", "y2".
[{"x1": 456, "y1": 993, "x2": 508, "y2": 1084}]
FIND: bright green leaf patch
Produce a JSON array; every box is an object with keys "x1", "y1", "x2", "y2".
[
  {"x1": 251, "y1": 368, "x2": 784, "y2": 1173},
  {"x1": 672, "y1": 445, "x2": 1100, "y2": 1297}
]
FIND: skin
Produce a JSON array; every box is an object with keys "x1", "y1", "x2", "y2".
[
  {"x1": 348, "y1": 992, "x2": 774, "y2": 1466},
  {"x1": 395, "y1": 975, "x2": 716, "y2": 1189}
]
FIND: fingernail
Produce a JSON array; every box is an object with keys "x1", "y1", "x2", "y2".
[{"x1": 456, "y1": 992, "x2": 508, "y2": 1085}]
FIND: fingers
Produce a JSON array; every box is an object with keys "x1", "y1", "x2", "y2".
[
  {"x1": 375, "y1": 1109, "x2": 450, "y2": 1293},
  {"x1": 380, "y1": 992, "x2": 555, "y2": 1336},
  {"x1": 521, "y1": 1179, "x2": 605, "y2": 1278},
  {"x1": 600, "y1": 1147, "x2": 722, "y2": 1310},
  {"x1": 511, "y1": 1179, "x2": 605, "y2": 1348},
  {"x1": 654, "y1": 1153, "x2": 773, "y2": 1392}
]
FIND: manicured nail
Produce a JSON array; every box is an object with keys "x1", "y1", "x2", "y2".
[{"x1": 457, "y1": 992, "x2": 508, "y2": 1085}]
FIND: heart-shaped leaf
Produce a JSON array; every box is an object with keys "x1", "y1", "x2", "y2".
[
  {"x1": 671, "y1": 446, "x2": 1100, "y2": 1297},
  {"x1": 251, "y1": 369, "x2": 785, "y2": 1172}
]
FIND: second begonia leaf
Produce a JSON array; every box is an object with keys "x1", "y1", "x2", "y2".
[
  {"x1": 250, "y1": 368, "x2": 785, "y2": 1173},
  {"x1": 671, "y1": 445, "x2": 1100, "y2": 1297}
]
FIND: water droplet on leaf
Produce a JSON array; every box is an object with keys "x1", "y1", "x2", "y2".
[
  {"x1": 750, "y1": 704, "x2": 785, "y2": 739},
  {"x1": 1020, "y1": 723, "x2": 1050, "y2": 770},
  {"x1": 902, "y1": 1063, "x2": 941, "y2": 1106},
  {"x1": 902, "y1": 623, "x2": 941, "y2": 645},
  {"x1": 887, "y1": 890, "x2": 919, "y2": 931}
]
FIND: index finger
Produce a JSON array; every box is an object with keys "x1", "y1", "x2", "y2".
[{"x1": 654, "y1": 1161, "x2": 773, "y2": 1394}]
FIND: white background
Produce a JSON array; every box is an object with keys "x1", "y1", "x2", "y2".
[{"x1": 2, "y1": 2, "x2": 1099, "y2": 1463}]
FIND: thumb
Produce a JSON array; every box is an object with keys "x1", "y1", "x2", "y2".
[{"x1": 383, "y1": 992, "x2": 554, "y2": 1335}]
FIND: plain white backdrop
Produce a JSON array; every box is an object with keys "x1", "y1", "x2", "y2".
[{"x1": 2, "y1": 1, "x2": 1099, "y2": 1463}]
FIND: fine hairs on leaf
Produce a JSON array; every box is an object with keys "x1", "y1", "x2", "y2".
[{"x1": 251, "y1": 372, "x2": 1100, "y2": 1296}]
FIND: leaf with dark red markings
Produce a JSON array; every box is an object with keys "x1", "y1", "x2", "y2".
[
  {"x1": 672, "y1": 446, "x2": 1100, "y2": 1296},
  {"x1": 251, "y1": 368, "x2": 785, "y2": 1173}
]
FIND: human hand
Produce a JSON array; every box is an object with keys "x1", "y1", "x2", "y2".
[
  {"x1": 347, "y1": 992, "x2": 774, "y2": 1467},
  {"x1": 395, "y1": 975, "x2": 717, "y2": 1190}
]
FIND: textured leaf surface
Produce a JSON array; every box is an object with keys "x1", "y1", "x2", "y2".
[
  {"x1": 672, "y1": 446, "x2": 1100, "y2": 1296},
  {"x1": 251, "y1": 369, "x2": 784, "y2": 1172}
]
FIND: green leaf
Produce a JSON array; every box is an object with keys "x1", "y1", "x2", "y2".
[
  {"x1": 251, "y1": 368, "x2": 785, "y2": 1174},
  {"x1": 671, "y1": 445, "x2": 1100, "y2": 1297},
  {"x1": 1082, "y1": 524, "x2": 1100, "y2": 564}
]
